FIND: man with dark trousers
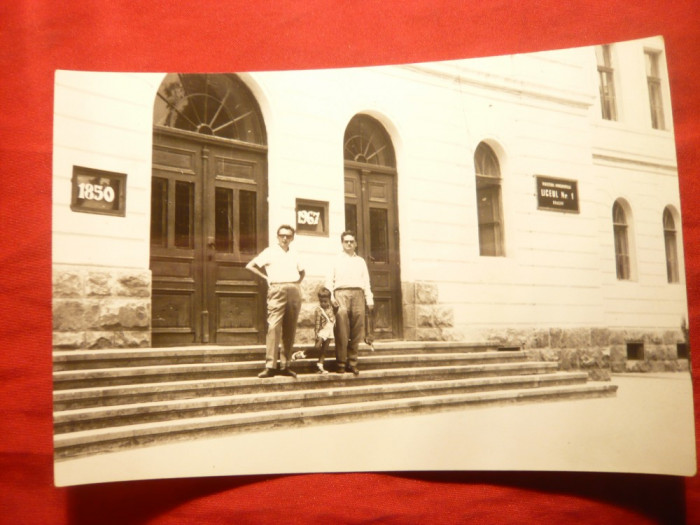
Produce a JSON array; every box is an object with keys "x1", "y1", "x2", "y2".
[
  {"x1": 325, "y1": 230, "x2": 374, "y2": 375},
  {"x1": 246, "y1": 225, "x2": 305, "y2": 378}
]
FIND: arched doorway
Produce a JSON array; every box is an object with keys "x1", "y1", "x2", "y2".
[
  {"x1": 343, "y1": 115, "x2": 402, "y2": 340},
  {"x1": 150, "y1": 74, "x2": 268, "y2": 346}
]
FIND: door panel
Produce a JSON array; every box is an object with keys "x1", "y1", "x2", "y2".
[
  {"x1": 151, "y1": 130, "x2": 267, "y2": 346},
  {"x1": 345, "y1": 168, "x2": 402, "y2": 340},
  {"x1": 151, "y1": 139, "x2": 201, "y2": 345},
  {"x1": 206, "y1": 145, "x2": 266, "y2": 344}
]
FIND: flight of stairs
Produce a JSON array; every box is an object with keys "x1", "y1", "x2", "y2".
[{"x1": 53, "y1": 341, "x2": 618, "y2": 460}]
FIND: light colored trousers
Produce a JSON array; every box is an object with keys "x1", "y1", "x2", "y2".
[
  {"x1": 265, "y1": 282, "x2": 302, "y2": 370},
  {"x1": 333, "y1": 288, "x2": 365, "y2": 368}
]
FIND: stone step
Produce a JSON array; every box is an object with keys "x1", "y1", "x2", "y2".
[
  {"x1": 53, "y1": 372, "x2": 590, "y2": 433},
  {"x1": 54, "y1": 362, "x2": 561, "y2": 410},
  {"x1": 52, "y1": 341, "x2": 511, "y2": 371},
  {"x1": 54, "y1": 382, "x2": 618, "y2": 460},
  {"x1": 53, "y1": 351, "x2": 529, "y2": 389}
]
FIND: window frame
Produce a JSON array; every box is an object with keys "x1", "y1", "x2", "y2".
[
  {"x1": 595, "y1": 45, "x2": 618, "y2": 121},
  {"x1": 663, "y1": 206, "x2": 680, "y2": 283},
  {"x1": 613, "y1": 200, "x2": 631, "y2": 280},
  {"x1": 644, "y1": 50, "x2": 666, "y2": 130},
  {"x1": 474, "y1": 142, "x2": 505, "y2": 257}
]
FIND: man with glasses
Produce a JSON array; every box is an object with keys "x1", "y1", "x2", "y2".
[
  {"x1": 246, "y1": 225, "x2": 306, "y2": 378},
  {"x1": 325, "y1": 230, "x2": 374, "y2": 375}
]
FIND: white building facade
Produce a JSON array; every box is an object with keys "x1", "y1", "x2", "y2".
[{"x1": 52, "y1": 36, "x2": 688, "y2": 374}]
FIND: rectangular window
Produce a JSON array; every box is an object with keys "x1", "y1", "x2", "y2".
[
  {"x1": 215, "y1": 187, "x2": 234, "y2": 252},
  {"x1": 476, "y1": 181, "x2": 503, "y2": 256},
  {"x1": 239, "y1": 190, "x2": 257, "y2": 253},
  {"x1": 626, "y1": 342, "x2": 644, "y2": 360},
  {"x1": 150, "y1": 177, "x2": 167, "y2": 247},
  {"x1": 614, "y1": 224, "x2": 630, "y2": 280},
  {"x1": 174, "y1": 181, "x2": 194, "y2": 249},
  {"x1": 645, "y1": 50, "x2": 665, "y2": 130},
  {"x1": 665, "y1": 230, "x2": 679, "y2": 283},
  {"x1": 345, "y1": 204, "x2": 358, "y2": 236},
  {"x1": 595, "y1": 45, "x2": 617, "y2": 121},
  {"x1": 369, "y1": 207, "x2": 389, "y2": 263}
]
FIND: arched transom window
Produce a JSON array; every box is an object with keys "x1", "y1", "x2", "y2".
[
  {"x1": 474, "y1": 142, "x2": 504, "y2": 256},
  {"x1": 344, "y1": 115, "x2": 396, "y2": 167},
  {"x1": 154, "y1": 73, "x2": 266, "y2": 144}
]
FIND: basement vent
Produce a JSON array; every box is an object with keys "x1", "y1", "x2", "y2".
[
  {"x1": 626, "y1": 342, "x2": 645, "y2": 360},
  {"x1": 677, "y1": 343, "x2": 689, "y2": 360}
]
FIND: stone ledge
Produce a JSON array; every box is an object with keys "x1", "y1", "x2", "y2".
[{"x1": 54, "y1": 331, "x2": 151, "y2": 350}]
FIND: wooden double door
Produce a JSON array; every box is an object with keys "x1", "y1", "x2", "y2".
[
  {"x1": 150, "y1": 130, "x2": 268, "y2": 346},
  {"x1": 344, "y1": 167, "x2": 402, "y2": 340}
]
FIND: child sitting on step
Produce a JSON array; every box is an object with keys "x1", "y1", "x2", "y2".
[{"x1": 292, "y1": 287, "x2": 336, "y2": 374}]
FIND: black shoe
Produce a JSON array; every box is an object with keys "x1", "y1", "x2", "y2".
[
  {"x1": 278, "y1": 368, "x2": 297, "y2": 378},
  {"x1": 258, "y1": 368, "x2": 275, "y2": 378},
  {"x1": 347, "y1": 366, "x2": 360, "y2": 376},
  {"x1": 336, "y1": 366, "x2": 346, "y2": 374}
]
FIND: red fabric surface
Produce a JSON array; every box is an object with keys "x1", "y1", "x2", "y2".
[{"x1": 1, "y1": 1, "x2": 699, "y2": 522}]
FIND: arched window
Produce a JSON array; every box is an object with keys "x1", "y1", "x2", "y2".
[
  {"x1": 663, "y1": 207, "x2": 679, "y2": 283},
  {"x1": 153, "y1": 73, "x2": 266, "y2": 144},
  {"x1": 613, "y1": 201, "x2": 630, "y2": 280},
  {"x1": 474, "y1": 142, "x2": 504, "y2": 256},
  {"x1": 344, "y1": 115, "x2": 396, "y2": 167}
]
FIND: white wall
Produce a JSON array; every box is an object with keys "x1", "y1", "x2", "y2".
[
  {"x1": 52, "y1": 36, "x2": 687, "y2": 338},
  {"x1": 53, "y1": 71, "x2": 163, "y2": 269},
  {"x1": 588, "y1": 36, "x2": 686, "y2": 331}
]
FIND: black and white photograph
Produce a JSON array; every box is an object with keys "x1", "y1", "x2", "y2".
[{"x1": 51, "y1": 35, "x2": 696, "y2": 486}]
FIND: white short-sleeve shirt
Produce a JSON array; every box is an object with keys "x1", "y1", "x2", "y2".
[{"x1": 251, "y1": 244, "x2": 304, "y2": 283}]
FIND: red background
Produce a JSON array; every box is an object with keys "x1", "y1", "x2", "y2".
[{"x1": 2, "y1": 1, "x2": 699, "y2": 523}]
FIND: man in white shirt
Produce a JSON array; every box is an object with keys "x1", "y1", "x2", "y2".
[
  {"x1": 325, "y1": 230, "x2": 374, "y2": 375},
  {"x1": 246, "y1": 225, "x2": 306, "y2": 378}
]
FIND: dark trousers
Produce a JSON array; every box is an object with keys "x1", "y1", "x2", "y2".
[
  {"x1": 333, "y1": 288, "x2": 365, "y2": 368},
  {"x1": 265, "y1": 283, "x2": 301, "y2": 370}
]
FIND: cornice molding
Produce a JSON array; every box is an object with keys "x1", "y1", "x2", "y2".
[{"x1": 399, "y1": 63, "x2": 594, "y2": 110}]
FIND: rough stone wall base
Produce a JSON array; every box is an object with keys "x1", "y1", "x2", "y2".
[
  {"x1": 52, "y1": 270, "x2": 689, "y2": 380},
  {"x1": 53, "y1": 265, "x2": 151, "y2": 350},
  {"x1": 399, "y1": 281, "x2": 689, "y2": 380},
  {"x1": 402, "y1": 281, "x2": 454, "y2": 341},
  {"x1": 482, "y1": 326, "x2": 688, "y2": 380}
]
